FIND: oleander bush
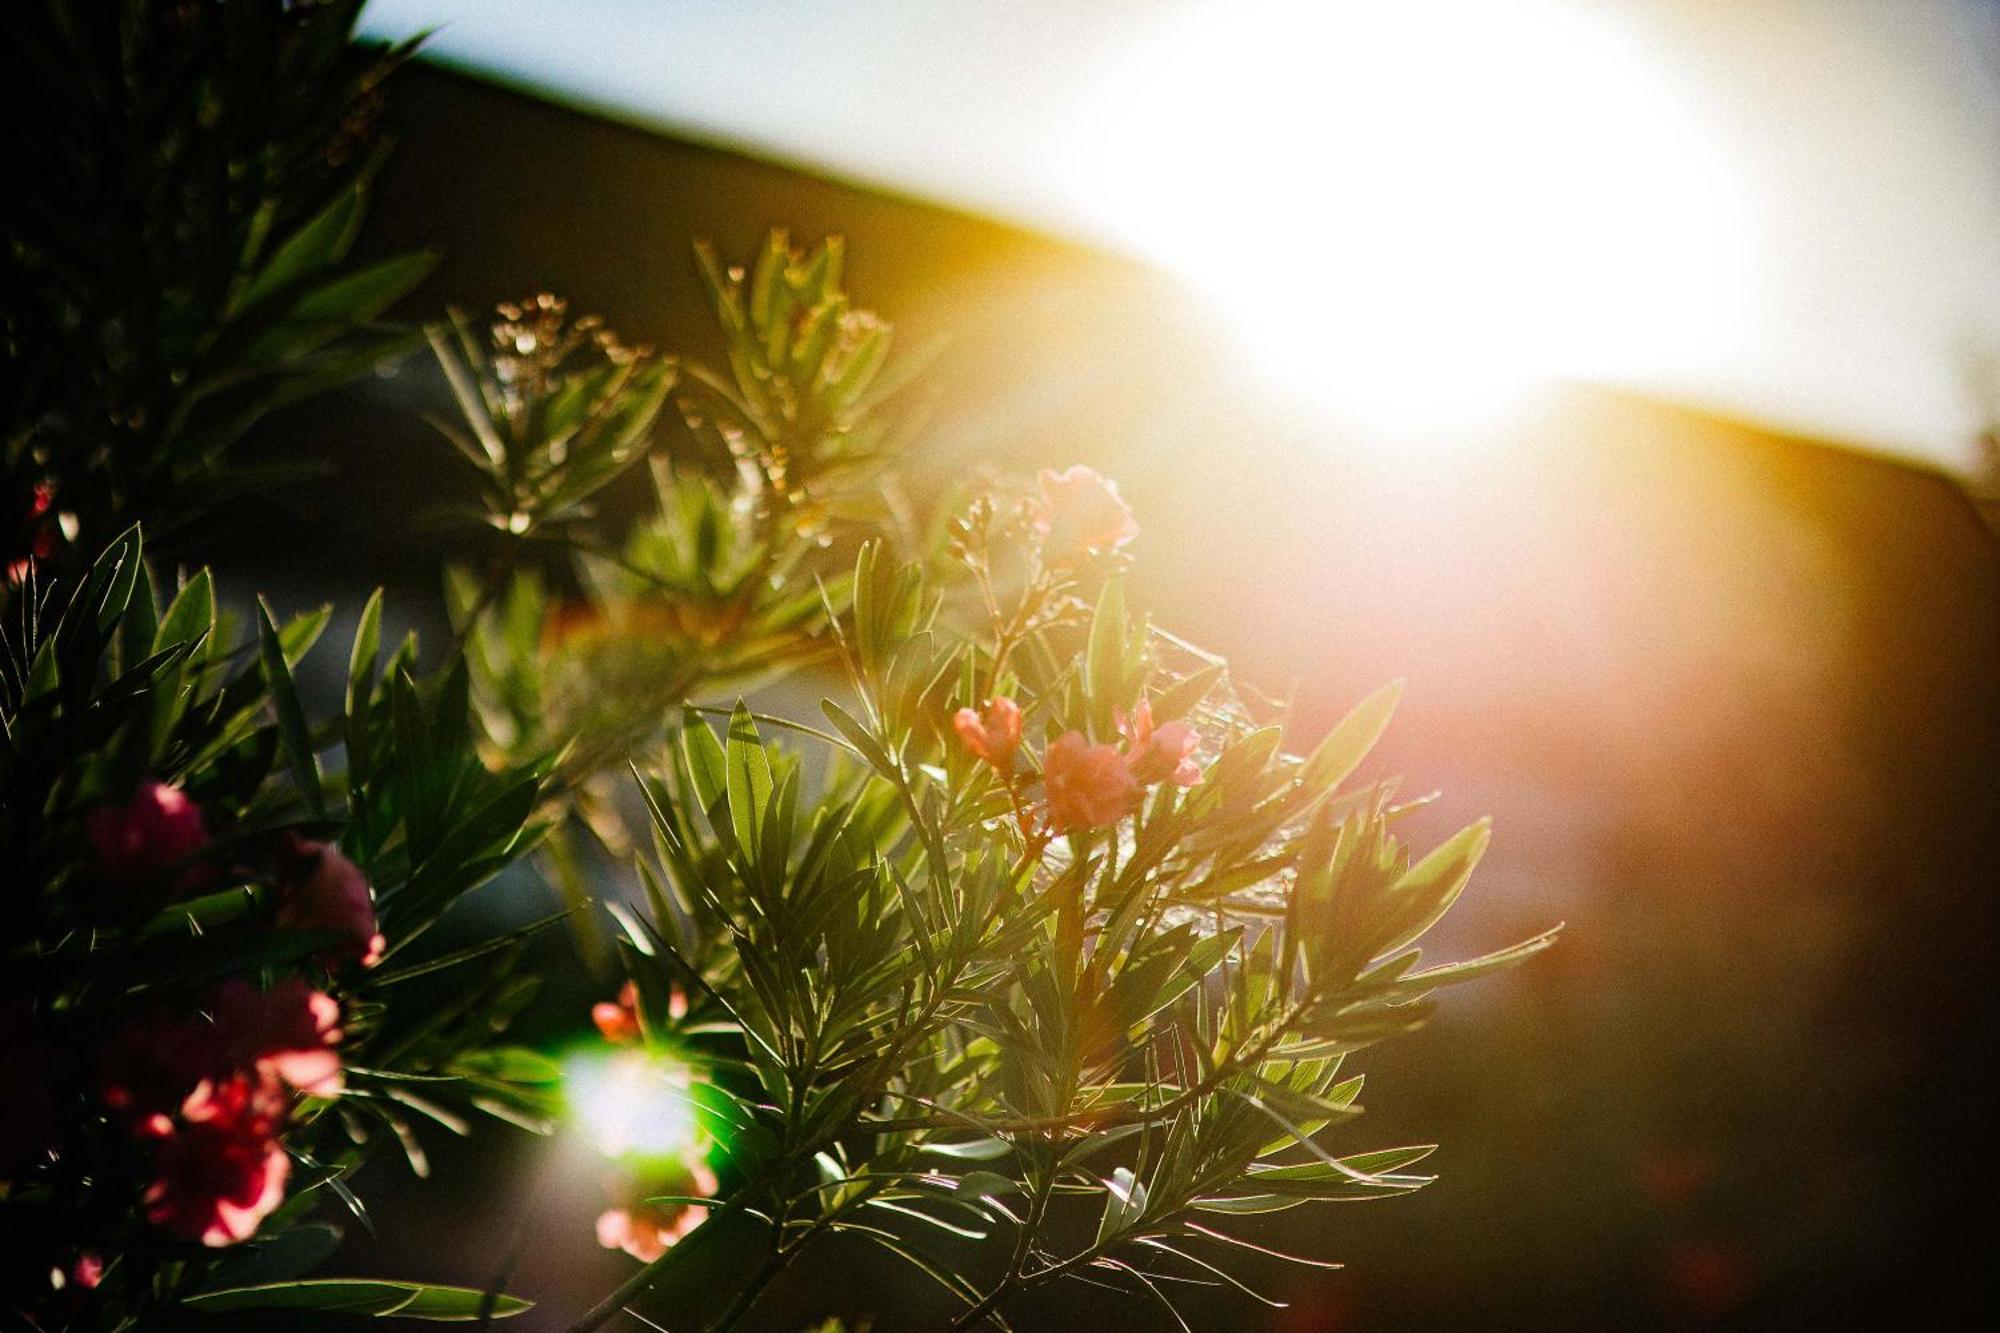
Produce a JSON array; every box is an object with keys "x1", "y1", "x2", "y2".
[{"x1": 1, "y1": 3, "x2": 1555, "y2": 1329}]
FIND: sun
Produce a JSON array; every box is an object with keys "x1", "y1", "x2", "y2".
[{"x1": 1067, "y1": 0, "x2": 1751, "y2": 442}]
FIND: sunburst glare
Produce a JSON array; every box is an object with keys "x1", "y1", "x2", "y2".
[{"x1": 1069, "y1": 0, "x2": 1754, "y2": 440}]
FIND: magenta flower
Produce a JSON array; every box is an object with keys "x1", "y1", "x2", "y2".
[
  {"x1": 86, "y1": 781, "x2": 207, "y2": 884},
  {"x1": 1120, "y1": 700, "x2": 1203, "y2": 788},
  {"x1": 99, "y1": 1008, "x2": 219, "y2": 1139},
  {"x1": 101, "y1": 980, "x2": 345, "y2": 1139},
  {"x1": 208, "y1": 978, "x2": 345, "y2": 1099},
  {"x1": 1042, "y1": 732, "x2": 1140, "y2": 834},
  {"x1": 275, "y1": 839, "x2": 385, "y2": 969},
  {"x1": 954, "y1": 696, "x2": 1024, "y2": 775},
  {"x1": 1032, "y1": 466, "x2": 1139, "y2": 561},
  {"x1": 141, "y1": 1073, "x2": 290, "y2": 1247}
]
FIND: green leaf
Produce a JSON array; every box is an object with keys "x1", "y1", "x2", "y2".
[
  {"x1": 155, "y1": 569, "x2": 216, "y2": 654},
  {"x1": 203, "y1": 1224, "x2": 343, "y2": 1289},
  {"x1": 180, "y1": 1278, "x2": 530, "y2": 1320},
  {"x1": 244, "y1": 252, "x2": 437, "y2": 362},
  {"x1": 1086, "y1": 577, "x2": 1128, "y2": 736},
  {"x1": 90, "y1": 526, "x2": 145, "y2": 638},
  {"x1": 724, "y1": 701, "x2": 773, "y2": 859},
  {"x1": 291, "y1": 253, "x2": 437, "y2": 327},
  {"x1": 450, "y1": 1046, "x2": 563, "y2": 1085},
  {"x1": 680, "y1": 709, "x2": 729, "y2": 811},
  {"x1": 821, "y1": 698, "x2": 894, "y2": 776},
  {"x1": 919, "y1": 1138, "x2": 1014, "y2": 1161},
  {"x1": 1152, "y1": 661, "x2": 1225, "y2": 722},
  {"x1": 1387, "y1": 926, "x2": 1562, "y2": 997},
  {"x1": 347, "y1": 589, "x2": 384, "y2": 718},
  {"x1": 258, "y1": 598, "x2": 324, "y2": 817},
  {"x1": 1379, "y1": 818, "x2": 1491, "y2": 955},
  {"x1": 238, "y1": 178, "x2": 366, "y2": 312},
  {"x1": 279, "y1": 603, "x2": 334, "y2": 668},
  {"x1": 345, "y1": 589, "x2": 384, "y2": 786},
  {"x1": 1300, "y1": 679, "x2": 1403, "y2": 796},
  {"x1": 1096, "y1": 1165, "x2": 1150, "y2": 1245},
  {"x1": 23, "y1": 636, "x2": 58, "y2": 703}
]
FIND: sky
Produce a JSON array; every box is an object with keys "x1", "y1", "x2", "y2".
[{"x1": 357, "y1": 0, "x2": 2000, "y2": 469}]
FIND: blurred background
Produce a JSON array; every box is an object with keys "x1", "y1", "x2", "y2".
[{"x1": 215, "y1": 1, "x2": 2000, "y2": 1328}]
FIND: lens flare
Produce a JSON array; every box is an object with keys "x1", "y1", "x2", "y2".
[{"x1": 562, "y1": 1046, "x2": 701, "y2": 1163}]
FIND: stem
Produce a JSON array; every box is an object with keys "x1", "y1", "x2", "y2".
[
  {"x1": 948, "y1": 1236, "x2": 1121, "y2": 1331},
  {"x1": 946, "y1": 1148, "x2": 1054, "y2": 1332},
  {"x1": 946, "y1": 1280, "x2": 1016, "y2": 1332},
  {"x1": 706, "y1": 1246, "x2": 790, "y2": 1333}
]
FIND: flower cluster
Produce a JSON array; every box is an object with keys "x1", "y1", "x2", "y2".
[
  {"x1": 3, "y1": 522, "x2": 565, "y2": 1325},
  {"x1": 598, "y1": 439, "x2": 1553, "y2": 1333},
  {"x1": 960, "y1": 690, "x2": 1205, "y2": 841},
  {"x1": 595, "y1": 1161, "x2": 719, "y2": 1263},
  {"x1": 65, "y1": 782, "x2": 385, "y2": 1246},
  {"x1": 953, "y1": 466, "x2": 1204, "y2": 844},
  {"x1": 100, "y1": 979, "x2": 343, "y2": 1245}
]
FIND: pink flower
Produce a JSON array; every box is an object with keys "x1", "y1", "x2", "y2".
[
  {"x1": 593, "y1": 981, "x2": 643, "y2": 1044},
  {"x1": 69, "y1": 1254, "x2": 103, "y2": 1290},
  {"x1": 954, "y1": 696, "x2": 1024, "y2": 775},
  {"x1": 275, "y1": 839, "x2": 385, "y2": 969},
  {"x1": 142, "y1": 1073, "x2": 290, "y2": 1247},
  {"x1": 99, "y1": 1008, "x2": 218, "y2": 1138},
  {"x1": 86, "y1": 781, "x2": 207, "y2": 884},
  {"x1": 101, "y1": 981, "x2": 344, "y2": 1134},
  {"x1": 590, "y1": 980, "x2": 686, "y2": 1043},
  {"x1": 1119, "y1": 700, "x2": 1202, "y2": 788},
  {"x1": 1032, "y1": 466, "x2": 1138, "y2": 560},
  {"x1": 1042, "y1": 732, "x2": 1140, "y2": 834},
  {"x1": 103, "y1": 982, "x2": 341, "y2": 1246},
  {"x1": 209, "y1": 978, "x2": 345, "y2": 1099},
  {"x1": 594, "y1": 1161, "x2": 718, "y2": 1262}
]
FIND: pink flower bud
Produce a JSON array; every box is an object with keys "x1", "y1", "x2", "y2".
[
  {"x1": 1042, "y1": 732, "x2": 1141, "y2": 834},
  {"x1": 954, "y1": 696, "x2": 1024, "y2": 774},
  {"x1": 86, "y1": 781, "x2": 207, "y2": 884},
  {"x1": 593, "y1": 981, "x2": 643, "y2": 1044},
  {"x1": 275, "y1": 840, "x2": 385, "y2": 969},
  {"x1": 1119, "y1": 700, "x2": 1203, "y2": 788}
]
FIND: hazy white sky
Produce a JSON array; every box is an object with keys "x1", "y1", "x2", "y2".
[{"x1": 359, "y1": 0, "x2": 2000, "y2": 468}]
